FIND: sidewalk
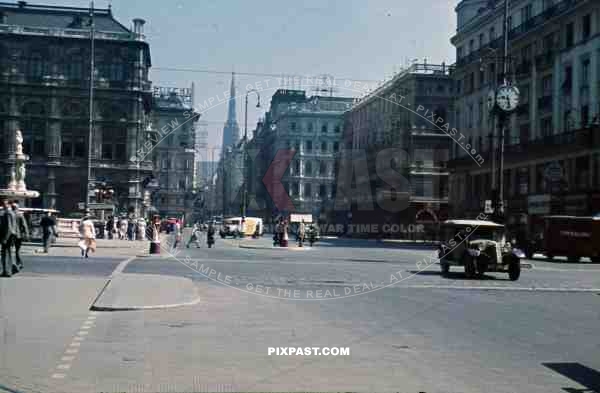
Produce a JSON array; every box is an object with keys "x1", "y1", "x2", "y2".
[{"x1": 22, "y1": 236, "x2": 168, "y2": 258}]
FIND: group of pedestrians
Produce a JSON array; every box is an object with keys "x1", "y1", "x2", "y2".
[
  {"x1": 1, "y1": 199, "x2": 30, "y2": 277},
  {"x1": 185, "y1": 222, "x2": 216, "y2": 248},
  {"x1": 105, "y1": 215, "x2": 146, "y2": 241},
  {"x1": 273, "y1": 218, "x2": 289, "y2": 247}
]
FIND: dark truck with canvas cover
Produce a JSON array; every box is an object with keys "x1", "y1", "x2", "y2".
[{"x1": 525, "y1": 216, "x2": 600, "y2": 262}]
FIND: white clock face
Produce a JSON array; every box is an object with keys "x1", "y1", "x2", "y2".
[
  {"x1": 495, "y1": 85, "x2": 520, "y2": 112},
  {"x1": 487, "y1": 90, "x2": 496, "y2": 111}
]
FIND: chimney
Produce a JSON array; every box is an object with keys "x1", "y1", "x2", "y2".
[
  {"x1": 17, "y1": 1, "x2": 26, "y2": 8},
  {"x1": 132, "y1": 18, "x2": 145, "y2": 34}
]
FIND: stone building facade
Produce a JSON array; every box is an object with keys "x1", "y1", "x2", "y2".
[
  {"x1": 250, "y1": 89, "x2": 353, "y2": 223},
  {"x1": 150, "y1": 86, "x2": 198, "y2": 222},
  {"x1": 340, "y1": 63, "x2": 454, "y2": 237},
  {"x1": 449, "y1": 0, "x2": 600, "y2": 235},
  {"x1": 0, "y1": 1, "x2": 152, "y2": 215}
]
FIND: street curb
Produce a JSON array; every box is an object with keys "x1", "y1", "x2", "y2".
[{"x1": 90, "y1": 286, "x2": 201, "y2": 312}]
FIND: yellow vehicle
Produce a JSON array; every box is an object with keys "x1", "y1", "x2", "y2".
[{"x1": 219, "y1": 217, "x2": 263, "y2": 238}]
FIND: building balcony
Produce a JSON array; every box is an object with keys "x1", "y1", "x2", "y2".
[
  {"x1": 455, "y1": 0, "x2": 579, "y2": 68},
  {"x1": 449, "y1": 125, "x2": 600, "y2": 170},
  {"x1": 0, "y1": 24, "x2": 145, "y2": 42}
]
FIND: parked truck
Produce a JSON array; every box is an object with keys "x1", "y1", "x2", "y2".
[{"x1": 525, "y1": 215, "x2": 600, "y2": 262}]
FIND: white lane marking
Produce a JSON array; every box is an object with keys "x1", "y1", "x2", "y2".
[
  {"x1": 73, "y1": 336, "x2": 85, "y2": 341},
  {"x1": 51, "y1": 373, "x2": 66, "y2": 379},
  {"x1": 87, "y1": 315, "x2": 97, "y2": 320},
  {"x1": 69, "y1": 342, "x2": 81, "y2": 347},
  {"x1": 65, "y1": 348, "x2": 79, "y2": 354},
  {"x1": 76, "y1": 331, "x2": 89, "y2": 336},
  {"x1": 401, "y1": 284, "x2": 600, "y2": 292},
  {"x1": 80, "y1": 325, "x2": 92, "y2": 330},
  {"x1": 56, "y1": 364, "x2": 71, "y2": 370},
  {"x1": 61, "y1": 356, "x2": 75, "y2": 362},
  {"x1": 110, "y1": 255, "x2": 137, "y2": 278}
]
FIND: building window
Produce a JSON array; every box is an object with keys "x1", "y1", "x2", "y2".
[
  {"x1": 479, "y1": 33, "x2": 485, "y2": 49},
  {"x1": 489, "y1": 26, "x2": 495, "y2": 42},
  {"x1": 582, "y1": 105, "x2": 590, "y2": 127},
  {"x1": 563, "y1": 65, "x2": 572, "y2": 92},
  {"x1": 115, "y1": 143, "x2": 126, "y2": 161},
  {"x1": 304, "y1": 183, "x2": 312, "y2": 198},
  {"x1": 333, "y1": 142, "x2": 339, "y2": 152},
  {"x1": 319, "y1": 184, "x2": 327, "y2": 198},
  {"x1": 518, "y1": 167, "x2": 529, "y2": 195},
  {"x1": 294, "y1": 160, "x2": 300, "y2": 175},
  {"x1": 304, "y1": 161, "x2": 312, "y2": 176},
  {"x1": 582, "y1": 59, "x2": 590, "y2": 86},
  {"x1": 319, "y1": 161, "x2": 327, "y2": 177},
  {"x1": 290, "y1": 122, "x2": 296, "y2": 132},
  {"x1": 307, "y1": 123, "x2": 313, "y2": 132},
  {"x1": 74, "y1": 137, "x2": 85, "y2": 158},
  {"x1": 457, "y1": 46, "x2": 463, "y2": 59},
  {"x1": 542, "y1": 75, "x2": 552, "y2": 95},
  {"x1": 292, "y1": 182, "x2": 299, "y2": 196},
  {"x1": 507, "y1": 16, "x2": 513, "y2": 31},
  {"x1": 583, "y1": 14, "x2": 591, "y2": 40},
  {"x1": 305, "y1": 140, "x2": 312, "y2": 153},
  {"x1": 334, "y1": 124, "x2": 341, "y2": 133},
  {"x1": 520, "y1": 4, "x2": 532, "y2": 24},
  {"x1": 541, "y1": 117, "x2": 552, "y2": 137},
  {"x1": 469, "y1": 39, "x2": 475, "y2": 54},
  {"x1": 101, "y1": 143, "x2": 113, "y2": 159},
  {"x1": 321, "y1": 124, "x2": 328, "y2": 133},
  {"x1": 566, "y1": 22, "x2": 574, "y2": 47}
]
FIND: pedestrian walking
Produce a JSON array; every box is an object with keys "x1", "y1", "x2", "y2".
[
  {"x1": 186, "y1": 222, "x2": 202, "y2": 248},
  {"x1": 0, "y1": 199, "x2": 18, "y2": 277},
  {"x1": 171, "y1": 220, "x2": 182, "y2": 250},
  {"x1": 106, "y1": 216, "x2": 114, "y2": 240},
  {"x1": 138, "y1": 218, "x2": 147, "y2": 241},
  {"x1": 78, "y1": 215, "x2": 96, "y2": 258},
  {"x1": 119, "y1": 217, "x2": 127, "y2": 240},
  {"x1": 280, "y1": 219, "x2": 289, "y2": 247},
  {"x1": 207, "y1": 221, "x2": 216, "y2": 248},
  {"x1": 148, "y1": 215, "x2": 161, "y2": 254},
  {"x1": 298, "y1": 220, "x2": 306, "y2": 247},
  {"x1": 12, "y1": 201, "x2": 29, "y2": 270},
  {"x1": 40, "y1": 211, "x2": 56, "y2": 253}
]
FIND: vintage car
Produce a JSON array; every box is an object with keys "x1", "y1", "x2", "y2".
[{"x1": 438, "y1": 219, "x2": 524, "y2": 281}]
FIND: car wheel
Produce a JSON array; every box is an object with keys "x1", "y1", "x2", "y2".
[
  {"x1": 546, "y1": 253, "x2": 554, "y2": 261},
  {"x1": 463, "y1": 254, "x2": 476, "y2": 279},
  {"x1": 591, "y1": 256, "x2": 600, "y2": 263},
  {"x1": 568, "y1": 255, "x2": 580, "y2": 263},
  {"x1": 508, "y1": 258, "x2": 521, "y2": 281}
]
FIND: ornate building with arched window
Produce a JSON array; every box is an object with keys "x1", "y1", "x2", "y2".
[{"x1": 0, "y1": 2, "x2": 152, "y2": 216}]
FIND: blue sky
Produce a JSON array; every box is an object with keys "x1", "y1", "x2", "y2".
[{"x1": 43, "y1": 0, "x2": 456, "y2": 159}]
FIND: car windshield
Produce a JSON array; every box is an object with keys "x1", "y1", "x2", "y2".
[{"x1": 3, "y1": 1, "x2": 599, "y2": 392}]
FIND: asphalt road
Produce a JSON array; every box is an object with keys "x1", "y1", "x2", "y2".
[{"x1": 0, "y1": 238, "x2": 599, "y2": 392}]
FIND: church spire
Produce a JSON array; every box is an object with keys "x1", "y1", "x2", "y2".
[{"x1": 222, "y1": 72, "x2": 240, "y2": 150}]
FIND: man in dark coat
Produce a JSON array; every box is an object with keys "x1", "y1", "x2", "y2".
[
  {"x1": 0, "y1": 199, "x2": 18, "y2": 277},
  {"x1": 40, "y1": 211, "x2": 56, "y2": 253},
  {"x1": 12, "y1": 201, "x2": 29, "y2": 270}
]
